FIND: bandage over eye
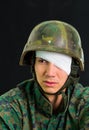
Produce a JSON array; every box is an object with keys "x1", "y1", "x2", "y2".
[{"x1": 36, "y1": 51, "x2": 72, "y2": 75}]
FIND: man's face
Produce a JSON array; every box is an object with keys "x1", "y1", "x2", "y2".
[{"x1": 34, "y1": 57, "x2": 68, "y2": 94}]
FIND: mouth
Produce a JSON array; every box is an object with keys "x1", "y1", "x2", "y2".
[{"x1": 43, "y1": 81, "x2": 57, "y2": 87}]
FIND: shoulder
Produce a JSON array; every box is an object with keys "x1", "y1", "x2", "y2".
[
  {"x1": 0, "y1": 79, "x2": 35, "y2": 114},
  {"x1": 0, "y1": 79, "x2": 35, "y2": 128},
  {"x1": 70, "y1": 83, "x2": 89, "y2": 111},
  {"x1": 69, "y1": 83, "x2": 89, "y2": 112},
  {"x1": 73, "y1": 83, "x2": 89, "y2": 99},
  {"x1": 0, "y1": 79, "x2": 35, "y2": 105},
  {"x1": 0, "y1": 79, "x2": 34, "y2": 99},
  {"x1": 72, "y1": 83, "x2": 89, "y2": 128}
]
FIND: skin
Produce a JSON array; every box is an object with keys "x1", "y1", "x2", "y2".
[{"x1": 34, "y1": 57, "x2": 68, "y2": 109}]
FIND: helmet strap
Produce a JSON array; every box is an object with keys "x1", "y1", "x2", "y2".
[
  {"x1": 37, "y1": 74, "x2": 79, "y2": 96},
  {"x1": 35, "y1": 59, "x2": 80, "y2": 96}
]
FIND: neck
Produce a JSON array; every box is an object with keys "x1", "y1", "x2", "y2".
[{"x1": 45, "y1": 94, "x2": 63, "y2": 110}]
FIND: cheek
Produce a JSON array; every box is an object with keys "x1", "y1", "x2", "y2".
[
  {"x1": 34, "y1": 66, "x2": 43, "y2": 85},
  {"x1": 57, "y1": 71, "x2": 68, "y2": 83},
  {"x1": 35, "y1": 64, "x2": 42, "y2": 78},
  {"x1": 61, "y1": 74, "x2": 68, "y2": 83}
]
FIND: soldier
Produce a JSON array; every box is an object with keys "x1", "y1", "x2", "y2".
[{"x1": 0, "y1": 20, "x2": 89, "y2": 130}]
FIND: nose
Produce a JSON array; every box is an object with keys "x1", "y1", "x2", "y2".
[{"x1": 45, "y1": 63, "x2": 56, "y2": 77}]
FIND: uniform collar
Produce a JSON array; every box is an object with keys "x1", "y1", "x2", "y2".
[{"x1": 33, "y1": 81, "x2": 73, "y2": 117}]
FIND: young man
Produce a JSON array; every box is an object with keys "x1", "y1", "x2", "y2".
[{"x1": 0, "y1": 20, "x2": 89, "y2": 130}]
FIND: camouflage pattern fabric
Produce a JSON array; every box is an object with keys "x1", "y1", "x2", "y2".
[
  {"x1": 19, "y1": 20, "x2": 84, "y2": 71},
  {"x1": 0, "y1": 79, "x2": 89, "y2": 130}
]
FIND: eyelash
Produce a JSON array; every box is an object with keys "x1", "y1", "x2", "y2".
[{"x1": 38, "y1": 58, "x2": 47, "y2": 63}]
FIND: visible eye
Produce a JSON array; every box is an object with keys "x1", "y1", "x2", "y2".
[
  {"x1": 36, "y1": 58, "x2": 48, "y2": 64},
  {"x1": 38, "y1": 58, "x2": 47, "y2": 63}
]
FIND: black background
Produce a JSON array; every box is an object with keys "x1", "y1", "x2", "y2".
[{"x1": 0, "y1": 0, "x2": 89, "y2": 94}]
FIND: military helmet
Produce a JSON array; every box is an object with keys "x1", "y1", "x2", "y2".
[{"x1": 19, "y1": 20, "x2": 84, "y2": 71}]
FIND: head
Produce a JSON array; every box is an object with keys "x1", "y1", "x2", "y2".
[
  {"x1": 34, "y1": 51, "x2": 72, "y2": 94},
  {"x1": 19, "y1": 20, "x2": 84, "y2": 95}
]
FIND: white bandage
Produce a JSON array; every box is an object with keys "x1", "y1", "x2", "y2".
[{"x1": 36, "y1": 51, "x2": 72, "y2": 75}]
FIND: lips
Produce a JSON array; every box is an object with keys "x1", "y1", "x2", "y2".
[{"x1": 43, "y1": 81, "x2": 57, "y2": 87}]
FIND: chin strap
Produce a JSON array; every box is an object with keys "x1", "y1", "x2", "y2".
[
  {"x1": 37, "y1": 75, "x2": 79, "y2": 96},
  {"x1": 36, "y1": 64, "x2": 80, "y2": 96},
  {"x1": 34, "y1": 62, "x2": 80, "y2": 113}
]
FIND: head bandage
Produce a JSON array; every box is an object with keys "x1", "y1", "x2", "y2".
[{"x1": 36, "y1": 51, "x2": 72, "y2": 75}]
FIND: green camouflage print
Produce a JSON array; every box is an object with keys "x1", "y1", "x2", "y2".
[
  {"x1": 19, "y1": 20, "x2": 84, "y2": 71},
  {"x1": 0, "y1": 79, "x2": 89, "y2": 130}
]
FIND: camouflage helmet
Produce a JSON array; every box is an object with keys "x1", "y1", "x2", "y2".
[{"x1": 19, "y1": 20, "x2": 84, "y2": 71}]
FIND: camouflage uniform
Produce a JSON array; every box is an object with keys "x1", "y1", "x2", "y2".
[
  {"x1": 0, "y1": 21, "x2": 89, "y2": 129},
  {"x1": 0, "y1": 79, "x2": 89, "y2": 130}
]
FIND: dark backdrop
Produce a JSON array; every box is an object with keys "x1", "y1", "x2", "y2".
[{"x1": 0, "y1": 0, "x2": 89, "y2": 94}]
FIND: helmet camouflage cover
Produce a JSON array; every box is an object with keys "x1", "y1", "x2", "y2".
[{"x1": 19, "y1": 20, "x2": 84, "y2": 71}]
